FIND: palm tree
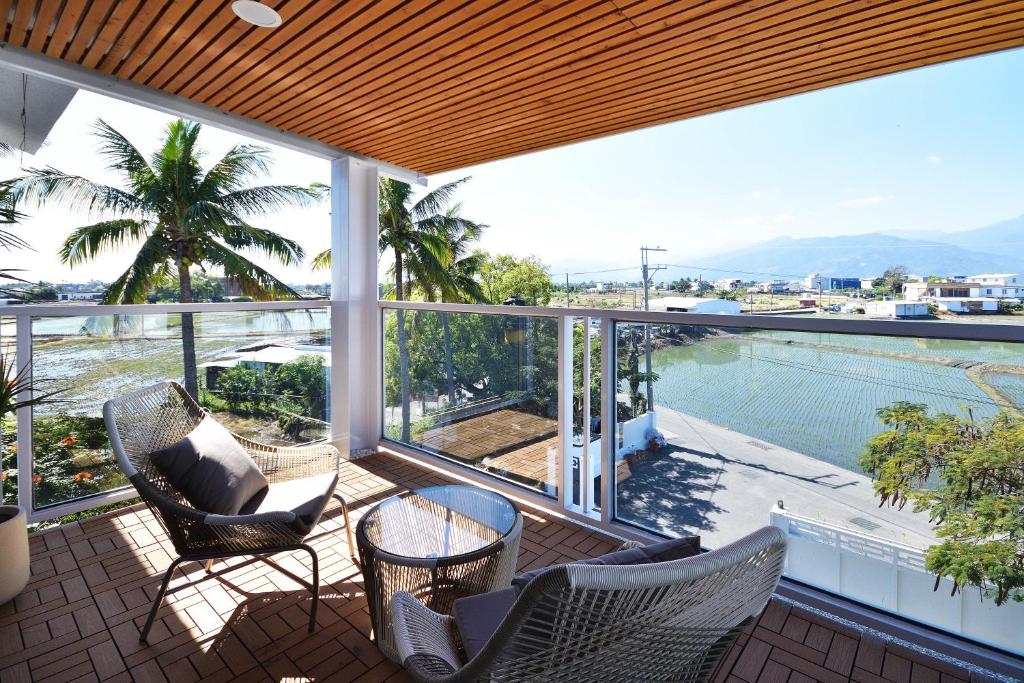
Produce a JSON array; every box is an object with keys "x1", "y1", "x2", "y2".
[
  {"x1": 0, "y1": 141, "x2": 33, "y2": 295},
  {"x1": 10, "y1": 119, "x2": 314, "y2": 397},
  {"x1": 418, "y1": 209, "x2": 487, "y2": 405},
  {"x1": 314, "y1": 177, "x2": 482, "y2": 440}
]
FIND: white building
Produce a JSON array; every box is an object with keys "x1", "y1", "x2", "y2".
[
  {"x1": 649, "y1": 297, "x2": 742, "y2": 315},
  {"x1": 803, "y1": 274, "x2": 862, "y2": 291},
  {"x1": 932, "y1": 298, "x2": 999, "y2": 314},
  {"x1": 864, "y1": 301, "x2": 930, "y2": 319},
  {"x1": 712, "y1": 278, "x2": 742, "y2": 291},
  {"x1": 903, "y1": 281, "x2": 981, "y2": 301},
  {"x1": 756, "y1": 280, "x2": 786, "y2": 293},
  {"x1": 57, "y1": 291, "x2": 104, "y2": 301},
  {"x1": 859, "y1": 277, "x2": 877, "y2": 290},
  {"x1": 967, "y1": 273, "x2": 1020, "y2": 300}
]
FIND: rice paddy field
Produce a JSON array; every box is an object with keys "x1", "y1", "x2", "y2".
[
  {"x1": 649, "y1": 329, "x2": 1024, "y2": 472},
  {"x1": 752, "y1": 329, "x2": 1024, "y2": 366}
]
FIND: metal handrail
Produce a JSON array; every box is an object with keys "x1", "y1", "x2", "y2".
[{"x1": 379, "y1": 299, "x2": 1024, "y2": 343}]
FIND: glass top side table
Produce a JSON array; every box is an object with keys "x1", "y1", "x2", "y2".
[{"x1": 356, "y1": 485, "x2": 523, "y2": 661}]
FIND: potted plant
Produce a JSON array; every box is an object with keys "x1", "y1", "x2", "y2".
[{"x1": 0, "y1": 351, "x2": 63, "y2": 604}]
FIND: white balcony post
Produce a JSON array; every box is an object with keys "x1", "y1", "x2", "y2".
[
  {"x1": 330, "y1": 157, "x2": 380, "y2": 457},
  {"x1": 14, "y1": 314, "x2": 33, "y2": 512},
  {"x1": 580, "y1": 315, "x2": 592, "y2": 514},
  {"x1": 557, "y1": 315, "x2": 573, "y2": 508},
  {"x1": 599, "y1": 317, "x2": 615, "y2": 524}
]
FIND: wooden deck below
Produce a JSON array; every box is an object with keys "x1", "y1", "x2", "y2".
[{"x1": 0, "y1": 453, "x2": 1003, "y2": 682}]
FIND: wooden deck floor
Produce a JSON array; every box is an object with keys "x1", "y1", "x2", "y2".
[{"x1": 0, "y1": 453, "x2": 997, "y2": 683}]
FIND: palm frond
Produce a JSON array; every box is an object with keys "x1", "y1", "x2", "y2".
[
  {"x1": 198, "y1": 143, "x2": 272, "y2": 195},
  {"x1": 153, "y1": 119, "x2": 205, "y2": 208},
  {"x1": 411, "y1": 177, "x2": 470, "y2": 221},
  {"x1": 8, "y1": 167, "x2": 146, "y2": 216},
  {"x1": 218, "y1": 184, "x2": 317, "y2": 215},
  {"x1": 203, "y1": 224, "x2": 305, "y2": 266},
  {"x1": 102, "y1": 235, "x2": 172, "y2": 304},
  {"x1": 204, "y1": 240, "x2": 302, "y2": 301},
  {"x1": 59, "y1": 219, "x2": 153, "y2": 266},
  {"x1": 93, "y1": 119, "x2": 154, "y2": 186},
  {"x1": 312, "y1": 248, "x2": 331, "y2": 271}
]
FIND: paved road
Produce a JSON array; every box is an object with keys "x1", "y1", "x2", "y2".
[{"x1": 615, "y1": 405, "x2": 937, "y2": 549}]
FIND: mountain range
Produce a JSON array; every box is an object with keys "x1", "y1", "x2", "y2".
[{"x1": 665, "y1": 215, "x2": 1024, "y2": 281}]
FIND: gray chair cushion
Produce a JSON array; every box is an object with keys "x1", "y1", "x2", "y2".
[
  {"x1": 454, "y1": 536, "x2": 701, "y2": 660},
  {"x1": 239, "y1": 472, "x2": 339, "y2": 535},
  {"x1": 451, "y1": 586, "x2": 520, "y2": 661},
  {"x1": 511, "y1": 535, "x2": 701, "y2": 588},
  {"x1": 149, "y1": 417, "x2": 268, "y2": 516}
]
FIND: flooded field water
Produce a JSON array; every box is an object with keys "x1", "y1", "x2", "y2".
[{"x1": 651, "y1": 330, "x2": 1024, "y2": 472}]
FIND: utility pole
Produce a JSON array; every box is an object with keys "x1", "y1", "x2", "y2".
[
  {"x1": 566, "y1": 273, "x2": 570, "y2": 308},
  {"x1": 641, "y1": 246, "x2": 666, "y2": 413}
]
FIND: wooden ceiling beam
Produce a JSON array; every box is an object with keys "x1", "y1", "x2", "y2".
[
  {"x1": 358, "y1": 1, "x2": 1016, "y2": 161},
  {"x1": 3, "y1": 0, "x2": 1022, "y2": 175},
  {"x1": 400, "y1": 31, "x2": 1024, "y2": 173}
]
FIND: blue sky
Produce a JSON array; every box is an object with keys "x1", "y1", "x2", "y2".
[{"x1": 2, "y1": 47, "x2": 1022, "y2": 284}]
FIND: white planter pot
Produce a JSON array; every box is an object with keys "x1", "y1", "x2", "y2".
[{"x1": 0, "y1": 505, "x2": 30, "y2": 604}]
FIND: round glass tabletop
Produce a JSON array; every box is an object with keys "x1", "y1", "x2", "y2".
[{"x1": 359, "y1": 485, "x2": 518, "y2": 561}]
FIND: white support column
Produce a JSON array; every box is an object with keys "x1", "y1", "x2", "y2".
[
  {"x1": 330, "y1": 157, "x2": 380, "y2": 458},
  {"x1": 599, "y1": 317, "x2": 616, "y2": 524},
  {"x1": 556, "y1": 315, "x2": 573, "y2": 509},
  {"x1": 15, "y1": 314, "x2": 33, "y2": 512},
  {"x1": 580, "y1": 315, "x2": 592, "y2": 514}
]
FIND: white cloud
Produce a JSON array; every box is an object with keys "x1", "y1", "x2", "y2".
[
  {"x1": 772, "y1": 213, "x2": 794, "y2": 223},
  {"x1": 839, "y1": 194, "x2": 888, "y2": 207},
  {"x1": 926, "y1": 154, "x2": 943, "y2": 164},
  {"x1": 751, "y1": 190, "x2": 767, "y2": 200}
]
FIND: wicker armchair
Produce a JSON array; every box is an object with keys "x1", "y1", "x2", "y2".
[
  {"x1": 390, "y1": 525, "x2": 787, "y2": 683},
  {"x1": 103, "y1": 381, "x2": 355, "y2": 642}
]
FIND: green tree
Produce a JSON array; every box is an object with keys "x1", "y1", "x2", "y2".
[
  {"x1": 671, "y1": 277, "x2": 692, "y2": 292},
  {"x1": 10, "y1": 119, "x2": 313, "y2": 398},
  {"x1": 314, "y1": 177, "x2": 483, "y2": 440},
  {"x1": 0, "y1": 142, "x2": 32, "y2": 295},
  {"x1": 860, "y1": 402, "x2": 1024, "y2": 605},
  {"x1": 215, "y1": 365, "x2": 267, "y2": 413},
  {"x1": 25, "y1": 282, "x2": 58, "y2": 301},
  {"x1": 148, "y1": 271, "x2": 224, "y2": 302},
  {"x1": 878, "y1": 265, "x2": 909, "y2": 297},
  {"x1": 479, "y1": 253, "x2": 553, "y2": 306},
  {"x1": 274, "y1": 355, "x2": 327, "y2": 419}
]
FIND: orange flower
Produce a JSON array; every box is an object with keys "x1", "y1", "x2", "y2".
[
  {"x1": 60, "y1": 436, "x2": 77, "y2": 446},
  {"x1": 32, "y1": 474, "x2": 41, "y2": 483},
  {"x1": 73, "y1": 474, "x2": 82, "y2": 482},
  {"x1": 82, "y1": 471, "x2": 93, "y2": 479},
  {"x1": 1, "y1": 472, "x2": 6, "y2": 481}
]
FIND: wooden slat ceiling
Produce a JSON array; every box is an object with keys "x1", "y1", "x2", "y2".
[{"x1": 3, "y1": 1, "x2": 1024, "y2": 175}]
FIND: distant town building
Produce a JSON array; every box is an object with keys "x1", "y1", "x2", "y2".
[
  {"x1": 802, "y1": 274, "x2": 861, "y2": 291},
  {"x1": 967, "y1": 273, "x2": 1021, "y2": 300},
  {"x1": 713, "y1": 278, "x2": 743, "y2": 291},
  {"x1": 648, "y1": 297, "x2": 741, "y2": 315},
  {"x1": 756, "y1": 280, "x2": 787, "y2": 293},
  {"x1": 864, "y1": 301, "x2": 930, "y2": 319},
  {"x1": 903, "y1": 280, "x2": 1002, "y2": 314},
  {"x1": 904, "y1": 281, "x2": 981, "y2": 301},
  {"x1": 932, "y1": 298, "x2": 999, "y2": 314},
  {"x1": 57, "y1": 291, "x2": 104, "y2": 301},
  {"x1": 859, "y1": 277, "x2": 877, "y2": 290}
]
